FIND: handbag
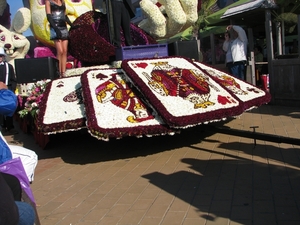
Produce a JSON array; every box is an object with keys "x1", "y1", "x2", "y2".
[{"x1": 0, "y1": 89, "x2": 17, "y2": 116}]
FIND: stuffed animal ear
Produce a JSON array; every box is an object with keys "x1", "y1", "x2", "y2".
[{"x1": 11, "y1": 7, "x2": 31, "y2": 34}]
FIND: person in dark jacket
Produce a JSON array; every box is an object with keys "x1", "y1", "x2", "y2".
[
  {"x1": 110, "y1": 0, "x2": 135, "y2": 47},
  {"x1": 0, "y1": 47, "x2": 17, "y2": 135}
]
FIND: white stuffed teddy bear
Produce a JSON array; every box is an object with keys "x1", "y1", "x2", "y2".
[
  {"x1": 138, "y1": 0, "x2": 199, "y2": 39},
  {"x1": 0, "y1": 6, "x2": 31, "y2": 68}
]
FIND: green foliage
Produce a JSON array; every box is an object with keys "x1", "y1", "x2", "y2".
[{"x1": 273, "y1": 0, "x2": 299, "y2": 33}]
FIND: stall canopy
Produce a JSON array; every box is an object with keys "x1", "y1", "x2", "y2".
[
  {"x1": 221, "y1": 0, "x2": 277, "y2": 19},
  {"x1": 204, "y1": 0, "x2": 277, "y2": 27},
  {"x1": 204, "y1": 0, "x2": 251, "y2": 26}
]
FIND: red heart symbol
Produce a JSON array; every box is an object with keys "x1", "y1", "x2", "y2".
[
  {"x1": 136, "y1": 63, "x2": 148, "y2": 69},
  {"x1": 217, "y1": 95, "x2": 232, "y2": 105}
]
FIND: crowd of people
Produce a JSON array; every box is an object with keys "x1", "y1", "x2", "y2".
[{"x1": 0, "y1": 80, "x2": 38, "y2": 225}]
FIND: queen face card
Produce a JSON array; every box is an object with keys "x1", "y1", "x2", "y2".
[
  {"x1": 194, "y1": 62, "x2": 271, "y2": 111},
  {"x1": 36, "y1": 76, "x2": 86, "y2": 134},
  {"x1": 80, "y1": 68, "x2": 175, "y2": 141},
  {"x1": 122, "y1": 57, "x2": 244, "y2": 128}
]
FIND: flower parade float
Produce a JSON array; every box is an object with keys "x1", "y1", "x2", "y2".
[
  {"x1": 22, "y1": 56, "x2": 270, "y2": 148},
  {"x1": 9, "y1": 0, "x2": 271, "y2": 148}
]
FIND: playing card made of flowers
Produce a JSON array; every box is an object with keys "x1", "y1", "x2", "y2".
[
  {"x1": 121, "y1": 56, "x2": 245, "y2": 128},
  {"x1": 194, "y1": 62, "x2": 271, "y2": 111},
  {"x1": 80, "y1": 68, "x2": 176, "y2": 141},
  {"x1": 36, "y1": 76, "x2": 86, "y2": 134}
]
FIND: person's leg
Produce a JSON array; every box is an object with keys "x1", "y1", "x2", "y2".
[
  {"x1": 120, "y1": 3, "x2": 133, "y2": 46},
  {"x1": 4, "y1": 116, "x2": 14, "y2": 131},
  {"x1": 230, "y1": 64, "x2": 239, "y2": 78},
  {"x1": 55, "y1": 40, "x2": 63, "y2": 76},
  {"x1": 1, "y1": 172, "x2": 22, "y2": 201},
  {"x1": 231, "y1": 62, "x2": 245, "y2": 80},
  {"x1": 111, "y1": 1, "x2": 122, "y2": 47},
  {"x1": 9, "y1": 145, "x2": 38, "y2": 183},
  {"x1": 2, "y1": 116, "x2": 18, "y2": 134},
  {"x1": 15, "y1": 201, "x2": 35, "y2": 225},
  {"x1": 60, "y1": 40, "x2": 69, "y2": 76},
  {"x1": 0, "y1": 115, "x2": 4, "y2": 131},
  {"x1": 237, "y1": 63, "x2": 245, "y2": 80},
  {"x1": 226, "y1": 62, "x2": 233, "y2": 75}
]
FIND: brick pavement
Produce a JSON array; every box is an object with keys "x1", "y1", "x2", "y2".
[{"x1": 4, "y1": 104, "x2": 300, "y2": 225}]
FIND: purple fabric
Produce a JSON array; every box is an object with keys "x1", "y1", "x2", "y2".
[{"x1": 0, "y1": 158, "x2": 35, "y2": 204}]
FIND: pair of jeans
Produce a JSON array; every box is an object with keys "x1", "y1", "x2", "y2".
[
  {"x1": 15, "y1": 201, "x2": 35, "y2": 225},
  {"x1": 231, "y1": 61, "x2": 246, "y2": 80}
]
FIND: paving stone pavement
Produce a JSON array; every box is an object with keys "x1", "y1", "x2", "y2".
[{"x1": 4, "y1": 104, "x2": 300, "y2": 225}]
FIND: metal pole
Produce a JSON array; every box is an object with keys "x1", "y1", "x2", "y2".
[
  {"x1": 205, "y1": 125, "x2": 300, "y2": 146},
  {"x1": 265, "y1": 10, "x2": 274, "y2": 61},
  {"x1": 265, "y1": 9, "x2": 274, "y2": 101},
  {"x1": 282, "y1": 8, "x2": 286, "y2": 55},
  {"x1": 298, "y1": 15, "x2": 300, "y2": 57},
  {"x1": 247, "y1": 28, "x2": 255, "y2": 85},
  {"x1": 210, "y1": 33, "x2": 216, "y2": 65},
  {"x1": 276, "y1": 21, "x2": 282, "y2": 55}
]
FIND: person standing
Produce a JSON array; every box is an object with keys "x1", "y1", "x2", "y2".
[
  {"x1": 110, "y1": 0, "x2": 135, "y2": 47},
  {"x1": 222, "y1": 31, "x2": 233, "y2": 74},
  {"x1": 45, "y1": 0, "x2": 74, "y2": 77},
  {"x1": 0, "y1": 47, "x2": 17, "y2": 135},
  {"x1": 226, "y1": 25, "x2": 248, "y2": 80}
]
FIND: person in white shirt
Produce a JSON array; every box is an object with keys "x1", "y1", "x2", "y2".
[{"x1": 225, "y1": 25, "x2": 248, "y2": 80}]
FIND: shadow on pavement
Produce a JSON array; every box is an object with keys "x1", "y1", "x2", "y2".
[{"x1": 142, "y1": 144, "x2": 300, "y2": 224}]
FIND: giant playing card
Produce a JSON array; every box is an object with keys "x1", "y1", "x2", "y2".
[
  {"x1": 194, "y1": 61, "x2": 271, "y2": 111},
  {"x1": 80, "y1": 68, "x2": 175, "y2": 141},
  {"x1": 36, "y1": 76, "x2": 86, "y2": 134},
  {"x1": 122, "y1": 57, "x2": 245, "y2": 128}
]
